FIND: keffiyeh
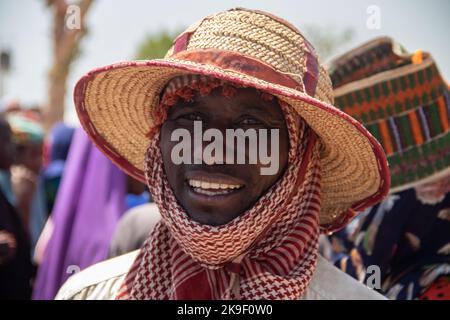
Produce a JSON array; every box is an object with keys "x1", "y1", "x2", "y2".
[{"x1": 117, "y1": 76, "x2": 322, "y2": 300}]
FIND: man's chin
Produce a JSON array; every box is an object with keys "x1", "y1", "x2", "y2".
[
  {"x1": 187, "y1": 212, "x2": 239, "y2": 227},
  {"x1": 183, "y1": 202, "x2": 246, "y2": 226}
]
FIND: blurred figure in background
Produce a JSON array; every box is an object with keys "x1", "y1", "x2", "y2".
[
  {"x1": 329, "y1": 37, "x2": 450, "y2": 299},
  {"x1": 108, "y1": 202, "x2": 160, "y2": 258},
  {"x1": 33, "y1": 128, "x2": 127, "y2": 300},
  {"x1": 0, "y1": 116, "x2": 33, "y2": 299},
  {"x1": 42, "y1": 122, "x2": 75, "y2": 214},
  {"x1": 125, "y1": 176, "x2": 150, "y2": 210},
  {"x1": 0, "y1": 116, "x2": 16, "y2": 207},
  {"x1": 7, "y1": 113, "x2": 47, "y2": 253}
]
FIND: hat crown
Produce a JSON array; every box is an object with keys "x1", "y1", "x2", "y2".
[{"x1": 167, "y1": 8, "x2": 333, "y2": 104}]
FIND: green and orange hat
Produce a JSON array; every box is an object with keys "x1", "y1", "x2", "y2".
[{"x1": 329, "y1": 37, "x2": 450, "y2": 193}]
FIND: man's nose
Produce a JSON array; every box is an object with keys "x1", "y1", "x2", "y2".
[
  {"x1": 192, "y1": 125, "x2": 230, "y2": 165},
  {"x1": 193, "y1": 136, "x2": 225, "y2": 165},
  {"x1": 203, "y1": 151, "x2": 218, "y2": 165}
]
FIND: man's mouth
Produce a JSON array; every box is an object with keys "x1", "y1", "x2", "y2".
[
  {"x1": 184, "y1": 171, "x2": 246, "y2": 198},
  {"x1": 187, "y1": 178, "x2": 244, "y2": 196}
]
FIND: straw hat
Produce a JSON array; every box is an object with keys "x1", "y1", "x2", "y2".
[
  {"x1": 74, "y1": 8, "x2": 389, "y2": 233},
  {"x1": 330, "y1": 37, "x2": 450, "y2": 193}
]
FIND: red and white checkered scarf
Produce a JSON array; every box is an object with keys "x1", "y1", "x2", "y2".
[{"x1": 116, "y1": 76, "x2": 322, "y2": 300}]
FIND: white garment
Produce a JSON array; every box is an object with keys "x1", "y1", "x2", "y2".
[
  {"x1": 55, "y1": 252, "x2": 386, "y2": 300},
  {"x1": 108, "y1": 203, "x2": 161, "y2": 258}
]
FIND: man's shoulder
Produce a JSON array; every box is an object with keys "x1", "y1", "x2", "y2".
[
  {"x1": 55, "y1": 250, "x2": 138, "y2": 300},
  {"x1": 303, "y1": 256, "x2": 386, "y2": 300},
  {"x1": 55, "y1": 252, "x2": 386, "y2": 300}
]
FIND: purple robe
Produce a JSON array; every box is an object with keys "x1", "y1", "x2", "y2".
[{"x1": 32, "y1": 128, "x2": 126, "y2": 299}]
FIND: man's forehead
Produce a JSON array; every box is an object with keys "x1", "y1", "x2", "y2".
[{"x1": 171, "y1": 87, "x2": 282, "y2": 115}]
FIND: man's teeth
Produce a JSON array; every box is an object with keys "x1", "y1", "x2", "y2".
[
  {"x1": 193, "y1": 188, "x2": 234, "y2": 196},
  {"x1": 188, "y1": 179, "x2": 242, "y2": 190}
]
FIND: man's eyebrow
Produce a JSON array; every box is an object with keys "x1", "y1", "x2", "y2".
[
  {"x1": 167, "y1": 100, "x2": 197, "y2": 115},
  {"x1": 241, "y1": 103, "x2": 280, "y2": 118}
]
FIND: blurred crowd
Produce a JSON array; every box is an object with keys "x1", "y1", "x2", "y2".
[{"x1": 0, "y1": 102, "x2": 154, "y2": 299}]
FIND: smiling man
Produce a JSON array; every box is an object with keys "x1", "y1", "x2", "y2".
[
  {"x1": 56, "y1": 8, "x2": 390, "y2": 300},
  {"x1": 161, "y1": 84, "x2": 288, "y2": 226}
]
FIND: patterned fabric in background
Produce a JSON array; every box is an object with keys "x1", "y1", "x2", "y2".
[
  {"x1": 331, "y1": 189, "x2": 450, "y2": 299},
  {"x1": 330, "y1": 37, "x2": 450, "y2": 193}
]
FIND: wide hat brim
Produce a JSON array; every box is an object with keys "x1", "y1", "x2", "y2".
[{"x1": 74, "y1": 57, "x2": 390, "y2": 233}]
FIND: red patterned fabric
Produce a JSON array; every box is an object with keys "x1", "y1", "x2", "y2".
[
  {"x1": 116, "y1": 77, "x2": 322, "y2": 300},
  {"x1": 420, "y1": 276, "x2": 450, "y2": 300}
]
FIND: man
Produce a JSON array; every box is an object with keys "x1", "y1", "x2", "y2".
[{"x1": 56, "y1": 8, "x2": 389, "y2": 300}]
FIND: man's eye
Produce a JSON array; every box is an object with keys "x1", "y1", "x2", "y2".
[
  {"x1": 239, "y1": 117, "x2": 262, "y2": 125},
  {"x1": 179, "y1": 113, "x2": 203, "y2": 121}
]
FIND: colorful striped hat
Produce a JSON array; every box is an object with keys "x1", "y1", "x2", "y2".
[
  {"x1": 330, "y1": 37, "x2": 450, "y2": 193},
  {"x1": 7, "y1": 113, "x2": 44, "y2": 145},
  {"x1": 74, "y1": 8, "x2": 390, "y2": 232}
]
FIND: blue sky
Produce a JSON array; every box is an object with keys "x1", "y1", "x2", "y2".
[{"x1": 1, "y1": 0, "x2": 449, "y2": 125}]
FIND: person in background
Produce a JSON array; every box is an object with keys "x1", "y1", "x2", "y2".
[
  {"x1": 0, "y1": 117, "x2": 16, "y2": 207},
  {"x1": 33, "y1": 128, "x2": 128, "y2": 300},
  {"x1": 7, "y1": 113, "x2": 47, "y2": 253},
  {"x1": 0, "y1": 116, "x2": 33, "y2": 299},
  {"x1": 42, "y1": 123, "x2": 75, "y2": 214},
  {"x1": 106, "y1": 177, "x2": 154, "y2": 258},
  {"x1": 108, "y1": 203, "x2": 161, "y2": 258},
  {"x1": 329, "y1": 37, "x2": 450, "y2": 299}
]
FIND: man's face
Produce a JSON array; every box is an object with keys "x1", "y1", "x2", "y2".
[{"x1": 160, "y1": 87, "x2": 289, "y2": 226}]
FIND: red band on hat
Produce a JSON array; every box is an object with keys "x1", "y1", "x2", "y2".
[
  {"x1": 172, "y1": 49, "x2": 310, "y2": 94},
  {"x1": 303, "y1": 40, "x2": 319, "y2": 97},
  {"x1": 173, "y1": 33, "x2": 190, "y2": 54}
]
